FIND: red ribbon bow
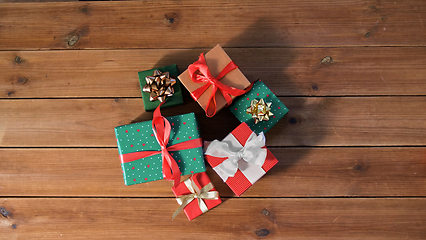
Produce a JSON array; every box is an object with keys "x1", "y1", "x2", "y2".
[
  {"x1": 188, "y1": 53, "x2": 251, "y2": 117},
  {"x1": 120, "y1": 103, "x2": 203, "y2": 187}
]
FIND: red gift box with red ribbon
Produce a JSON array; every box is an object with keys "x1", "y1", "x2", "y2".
[
  {"x1": 171, "y1": 172, "x2": 222, "y2": 221},
  {"x1": 178, "y1": 44, "x2": 251, "y2": 117},
  {"x1": 204, "y1": 122, "x2": 278, "y2": 196}
]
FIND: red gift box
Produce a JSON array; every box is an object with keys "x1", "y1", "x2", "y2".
[
  {"x1": 171, "y1": 172, "x2": 222, "y2": 221},
  {"x1": 204, "y1": 122, "x2": 278, "y2": 196}
]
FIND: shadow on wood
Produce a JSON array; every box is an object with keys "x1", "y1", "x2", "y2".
[{"x1": 148, "y1": 20, "x2": 330, "y2": 196}]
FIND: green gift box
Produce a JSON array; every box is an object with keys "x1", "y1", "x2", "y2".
[
  {"x1": 229, "y1": 80, "x2": 289, "y2": 134},
  {"x1": 138, "y1": 64, "x2": 184, "y2": 111},
  {"x1": 115, "y1": 112, "x2": 206, "y2": 186}
]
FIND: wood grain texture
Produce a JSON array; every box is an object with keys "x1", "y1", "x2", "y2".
[
  {"x1": 0, "y1": 0, "x2": 425, "y2": 50},
  {"x1": 0, "y1": 198, "x2": 425, "y2": 239},
  {"x1": 0, "y1": 147, "x2": 424, "y2": 197},
  {"x1": 2, "y1": 47, "x2": 426, "y2": 98},
  {"x1": 1, "y1": 1, "x2": 425, "y2": 239},
  {"x1": 0, "y1": 97, "x2": 425, "y2": 147},
  {"x1": 0, "y1": 0, "x2": 76, "y2": 2}
]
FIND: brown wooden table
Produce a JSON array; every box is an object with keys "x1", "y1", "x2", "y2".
[{"x1": 1, "y1": 0, "x2": 425, "y2": 239}]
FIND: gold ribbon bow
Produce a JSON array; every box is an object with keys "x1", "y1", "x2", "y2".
[
  {"x1": 246, "y1": 98, "x2": 274, "y2": 124},
  {"x1": 172, "y1": 177, "x2": 219, "y2": 219},
  {"x1": 143, "y1": 70, "x2": 177, "y2": 102}
]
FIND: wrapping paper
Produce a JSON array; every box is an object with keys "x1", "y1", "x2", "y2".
[
  {"x1": 171, "y1": 172, "x2": 222, "y2": 220},
  {"x1": 204, "y1": 122, "x2": 278, "y2": 196},
  {"x1": 115, "y1": 112, "x2": 205, "y2": 186},
  {"x1": 178, "y1": 44, "x2": 251, "y2": 117},
  {"x1": 229, "y1": 80, "x2": 289, "y2": 134},
  {"x1": 138, "y1": 64, "x2": 184, "y2": 111}
]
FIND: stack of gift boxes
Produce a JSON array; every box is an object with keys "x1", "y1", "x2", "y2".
[{"x1": 115, "y1": 45, "x2": 289, "y2": 221}]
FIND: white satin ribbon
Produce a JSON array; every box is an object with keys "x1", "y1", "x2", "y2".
[{"x1": 205, "y1": 132, "x2": 267, "y2": 183}]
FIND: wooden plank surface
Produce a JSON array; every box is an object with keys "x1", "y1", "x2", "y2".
[
  {"x1": 0, "y1": 0, "x2": 426, "y2": 50},
  {"x1": 1, "y1": 0, "x2": 426, "y2": 238},
  {"x1": 0, "y1": 0, "x2": 76, "y2": 2},
  {"x1": 2, "y1": 47, "x2": 426, "y2": 98},
  {"x1": 0, "y1": 147, "x2": 424, "y2": 197},
  {"x1": 0, "y1": 97, "x2": 425, "y2": 147},
  {"x1": 0, "y1": 198, "x2": 425, "y2": 240}
]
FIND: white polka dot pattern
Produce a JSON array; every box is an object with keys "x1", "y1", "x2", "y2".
[
  {"x1": 114, "y1": 112, "x2": 206, "y2": 186},
  {"x1": 228, "y1": 80, "x2": 289, "y2": 134}
]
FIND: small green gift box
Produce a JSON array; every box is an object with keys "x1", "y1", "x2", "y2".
[
  {"x1": 115, "y1": 112, "x2": 206, "y2": 186},
  {"x1": 138, "y1": 64, "x2": 184, "y2": 111},
  {"x1": 229, "y1": 80, "x2": 289, "y2": 134}
]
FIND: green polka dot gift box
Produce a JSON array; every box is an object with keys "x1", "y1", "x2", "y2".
[
  {"x1": 229, "y1": 80, "x2": 289, "y2": 134},
  {"x1": 115, "y1": 112, "x2": 206, "y2": 186},
  {"x1": 138, "y1": 64, "x2": 184, "y2": 111}
]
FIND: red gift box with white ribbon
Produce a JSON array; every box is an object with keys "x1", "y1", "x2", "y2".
[{"x1": 204, "y1": 122, "x2": 278, "y2": 196}]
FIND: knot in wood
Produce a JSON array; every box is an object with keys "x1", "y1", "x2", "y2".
[
  {"x1": 166, "y1": 17, "x2": 174, "y2": 24},
  {"x1": 0, "y1": 207, "x2": 9, "y2": 217},
  {"x1": 15, "y1": 56, "x2": 22, "y2": 64},
  {"x1": 289, "y1": 117, "x2": 298, "y2": 125},
  {"x1": 321, "y1": 56, "x2": 333, "y2": 65},
  {"x1": 80, "y1": 5, "x2": 91, "y2": 15},
  {"x1": 18, "y1": 76, "x2": 29, "y2": 85},
  {"x1": 368, "y1": 5, "x2": 379, "y2": 12},
  {"x1": 262, "y1": 209, "x2": 270, "y2": 216},
  {"x1": 256, "y1": 229, "x2": 270, "y2": 237},
  {"x1": 164, "y1": 13, "x2": 179, "y2": 27},
  {"x1": 68, "y1": 35, "x2": 79, "y2": 47},
  {"x1": 353, "y1": 164, "x2": 362, "y2": 171}
]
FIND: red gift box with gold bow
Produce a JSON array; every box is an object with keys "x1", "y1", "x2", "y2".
[{"x1": 171, "y1": 172, "x2": 222, "y2": 221}]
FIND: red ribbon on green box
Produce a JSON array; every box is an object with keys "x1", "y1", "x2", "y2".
[{"x1": 120, "y1": 102, "x2": 202, "y2": 187}]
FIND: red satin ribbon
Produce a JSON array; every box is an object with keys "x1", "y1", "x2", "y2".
[
  {"x1": 120, "y1": 103, "x2": 202, "y2": 187},
  {"x1": 188, "y1": 53, "x2": 251, "y2": 117}
]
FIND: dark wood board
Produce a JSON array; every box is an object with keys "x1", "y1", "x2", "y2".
[
  {"x1": 1, "y1": 198, "x2": 425, "y2": 240},
  {"x1": 1, "y1": 47, "x2": 425, "y2": 98},
  {"x1": 0, "y1": 147, "x2": 424, "y2": 197},
  {"x1": 1, "y1": 0, "x2": 425, "y2": 239},
  {"x1": 0, "y1": 97, "x2": 425, "y2": 147},
  {"x1": 0, "y1": 0, "x2": 425, "y2": 50}
]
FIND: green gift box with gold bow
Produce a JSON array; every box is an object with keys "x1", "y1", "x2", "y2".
[
  {"x1": 229, "y1": 80, "x2": 289, "y2": 134},
  {"x1": 138, "y1": 64, "x2": 184, "y2": 111}
]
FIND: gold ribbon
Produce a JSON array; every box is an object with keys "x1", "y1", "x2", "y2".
[
  {"x1": 143, "y1": 70, "x2": 177, "y2": 102},
  {"x1": 246, "y1": 98, "x2": 274, "y2": 124},
  {"x1": 172, "y1": 176, "x2": 219, "y2": 220}
]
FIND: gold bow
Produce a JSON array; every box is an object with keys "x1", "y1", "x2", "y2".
[
  {"x1": 143, "y1": 70, "x2": 177, "y2": 102},
  {"x1": 172, "y1": 177, "x2": 219, "y2": 220},
  {"x1": 246, "y1": 98, "x2": 274, "y2": 124}
]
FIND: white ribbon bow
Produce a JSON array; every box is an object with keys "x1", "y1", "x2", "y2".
[{"x1": 205, "y1": 132, "x2": 267, "y2": 182}]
